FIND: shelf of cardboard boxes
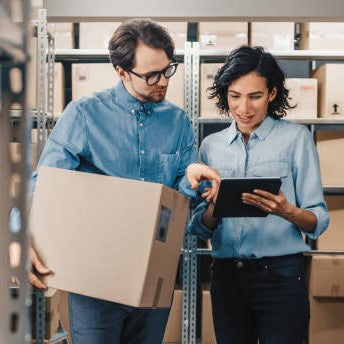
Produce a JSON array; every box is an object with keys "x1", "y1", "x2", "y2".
[{"x1": 34, "y1": 21, "x2": 344, "y2": 344}]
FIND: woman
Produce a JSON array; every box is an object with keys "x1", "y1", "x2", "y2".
[{"x1": 186, "y1": 46, "x2": 329, "y2": 344}]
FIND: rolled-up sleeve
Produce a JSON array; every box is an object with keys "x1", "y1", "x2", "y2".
[
  {"x1": 187, "y1": 201, "x2": 216, "y2": 240},
  {"x1": 294, "y1": 127, "x2": 330, "y2": 239}
]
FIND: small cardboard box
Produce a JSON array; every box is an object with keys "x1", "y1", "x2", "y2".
[
  {"x1": 300, "y1": 22, "x2": 344, "y2": 51},
  {"x1": 200, "y1": 63, "x2": 223, "y2": 118},
  {"x1": 79, "y1": 22, "x2": 122, "y2": 49},
  {"x1": 285, "y1": 78, "x2": 317, "y2": 119},
  {"x1": 72, "y1": 63, "x2": 119, "y2": 100},
  {"x1": 251, "y1": 22, "x2": 295, "y2": 51},
  {"x1": 157, "y1": 22, "x2": 187, "y2": 51},
  {"x1": 163, "y1": 288, "x2": 183, "y2": 343},
  {"x1": 309, "y1": 255, "x2": 344, "y2": 298},
  {"x1": 312, "y1": 64, "x2": 344, "y2": 118},
  {"x1": 30, "y1": 167, "x2": 189, "y2": 308},
  {"x1": 317, "y1": 196, "x2": 344, "y2": 250},
  {"x1": 316, "y1": 130, "x2": 344, "y2": 185},
  {"x1": 309, "y1": 255, "x2": 344, "y2": 343},
  {"x1": 199, "y1": 22, "x2": 248, "y2": 51},
  {"x1": 166, "y1": 63, "x2": 184, "y2": 109},
  {"x1": 309, "y1": 296, "x2": 344, "y2": 344},
  {"x1": 202, "y1": 286, "x2": 217, "y2": 344}
]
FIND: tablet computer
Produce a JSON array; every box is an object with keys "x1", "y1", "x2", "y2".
[{"x1": 212, "y1": 177, "x2": 282, "y2": 218}]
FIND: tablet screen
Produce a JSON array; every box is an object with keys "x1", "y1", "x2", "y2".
[{"x1": 212, "y1": 177, "x2": 282, "y2": 218}]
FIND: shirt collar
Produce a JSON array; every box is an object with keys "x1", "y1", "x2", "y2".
[
  {"x1": 227, "y1": 115, "x2": 276, "y2": 144},
  {"x1": 113, "y1": 81, "x2": 154, "y2": 114}
]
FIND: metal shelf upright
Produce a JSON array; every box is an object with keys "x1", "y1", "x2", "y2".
[{"x1": 0, "y1": 0, "x2": 31, "y2": 343}]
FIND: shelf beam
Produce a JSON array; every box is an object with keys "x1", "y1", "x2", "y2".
[{"x1": 46, "y1": 0, "x2": 344, "y2": 22}]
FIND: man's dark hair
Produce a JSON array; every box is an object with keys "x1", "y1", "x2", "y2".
[
  {"x1": 209, "y1": 45, "x2": 294, "y2": 119},
  {"x1": 108, "y1": 19, "x2": 174, "y2": 71}
]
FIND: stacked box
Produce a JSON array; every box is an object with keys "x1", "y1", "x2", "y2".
[
  {"x1": 202, "y1": 286, "x2": 217, "y2": 343},
  {"x1": 166, "y1": 63, "x2": 184, "y2": 109},
  {"x1": 309, "y1": 256, "x2": 344, "y2": 343},
  {"x1": 316, "y1": 196, "x2": 344, "y2": 250},
  {"x1": 200, "y1": 63, "x2": 223, "y2": 118},
  {"x1": 157, "y1": 22, "x2": 187, "y2": 51},
  {"x1": 312, "y1": 64, "x2": 344, "y2": 118},
  {"x1": 79, "y1": 22, "x2": 122, "y2": 49},
  {"x1": 199, "y1": 22, "x2": 248, "y2": 51},
  {"x1": 316, "y1": 130, "x2": 344, "y2": 185},
  {"x1": 285, "y1": 78, "x2": 317, "y2": 119},
  {"x1": 251, "y1": 22, "x2": 295, "y2": 51},
  {"x1": 47, "y1": 23, "x2": 74, "y2": 49},
  {"x1": 300, "y1": 23, "x2": 344, "y2": 50},
  {"x1": 72, "y1": 63, "x2": 120, "y2": 100},
  {"x1": 163, "y1": 288, "x2": 183, "y2": 343}
]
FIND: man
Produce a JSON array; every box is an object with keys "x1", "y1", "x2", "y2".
[{"x1": 29, "y1": 19, "x2": 219, "y2": 343}]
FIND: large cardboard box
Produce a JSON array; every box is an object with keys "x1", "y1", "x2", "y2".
[
  {"x1": 200, "y1": 63, "x2": 224, "y2": 118},
  {"x1": 72, "y1": 63, "x2": 120, "y2": 100},
  {"x1": 251, "y1": 22, "x2": 295, "y2": 51},
  {"x1": 285, "y1": 78, "x2": 317, "y2": 119},
  {"x1": 30, "y1": 167, "x2": 189, "y2": 308},
  {"x1": 79, "y1": 22, "x2": 122, "y2": 49},
  {"x1": 309, "y1": 255, "x2": 344, "y2": 343},
  {"x1": 199, "y1": 22, "x2": 248, "y2": 51},
  {"x1": 312, "y1": 64, "x2": 344, "y2": 118},
  {"x1": 166, "y1": 63, "x2": 184, "y2": 109},
  {"x1": 300, "y1": 22, "x2": 344, "y2": 50},
  {"x1": 317, "y1": 196, "x2": 344, "y2": 250},
  {"x1": 316, "y1": 130, "x2": 344, "y2": 185},
  {"x1": 163, "y1": 288, "x2": 183, "y2": 343},
  {"x1": 202, "y1": 287, "x2": 217, "y2": 344}
]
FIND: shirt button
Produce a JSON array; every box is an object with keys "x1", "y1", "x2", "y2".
[
  {"x1": 131, "y1": 109, "x2": 135, "y2": 114},
  {"x1": 140, "y1": 150, "x2": 145, "y2": 155},
  {"x1": 139, "y1": 123, "x2": 143, "y2": 127},
  {"x1": 236, "y1": 261, "x2": 244, "y2": 268},
  {"x1": 147, "y1": 110, "x2": 151, "y2": 114},
  {"x1": 140, "y1": 106, "x2": 144, "y2": 111}
]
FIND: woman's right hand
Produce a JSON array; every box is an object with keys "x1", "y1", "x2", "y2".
[{"x1": 29, "y1": 247, "x2": 51, "y2": 290}]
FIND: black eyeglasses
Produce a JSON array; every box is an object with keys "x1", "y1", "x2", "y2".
[{"x1": 129, "y1": 62, "x2": 179, "y2": 86}]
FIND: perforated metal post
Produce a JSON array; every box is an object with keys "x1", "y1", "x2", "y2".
[
  {"x1": 36, "y1": 8, "x2": 48, "y2": 156},
  {"x1": 47, "y1": 32, "x2": 55, "y2": 135},
  {"x1": 0, "y1": 0, "x2": 31, "y2": 343},
  {"x1": 182, "y1": 41, "x2": 193, "y2": 344},
  {"x1": 182, "y1": 41, "x2": 200, "y2": 344}
]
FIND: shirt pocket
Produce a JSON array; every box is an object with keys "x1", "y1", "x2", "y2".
[
  {"x1": 250, "y1": 161, "x2": 289, "y2": 179},
  {"x1": 217, "y1": 168, "x2": 235, "y2": 179},
  {"x1": 159, "y1": 151, "x2": 180, "y2": 187}
]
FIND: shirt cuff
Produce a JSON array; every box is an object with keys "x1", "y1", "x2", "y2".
[
  {"x1": 304, "y1": 207, "x2": 330, "y2": 240},
  {"x1": 187, "y1": 207, "x2": 216, "y2": 240}
]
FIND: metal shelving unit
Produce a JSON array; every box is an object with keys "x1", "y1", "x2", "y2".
[
  {"x1": 33, "y1": 20, "x2": 344, "y2": 343},
  {"x1": 0, "y1": 1, "x2": 31, "y2": 343}
]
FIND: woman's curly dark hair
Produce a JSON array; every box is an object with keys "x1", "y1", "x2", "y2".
[{"x1": 208, "y1": 45, "x2": 294, "y2": 119}]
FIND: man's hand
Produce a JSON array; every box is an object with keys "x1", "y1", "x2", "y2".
[
  {"x1": 29, "y1": 247, "x2": 51, "y2": 290},
  {"x1": 186, "y1": 163, "x2": 221, "y2": 202}
]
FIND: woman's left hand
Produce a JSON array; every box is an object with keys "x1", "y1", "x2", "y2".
[{"x1": 241, "y1": 189, "x2": 292, "y2": 216}]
